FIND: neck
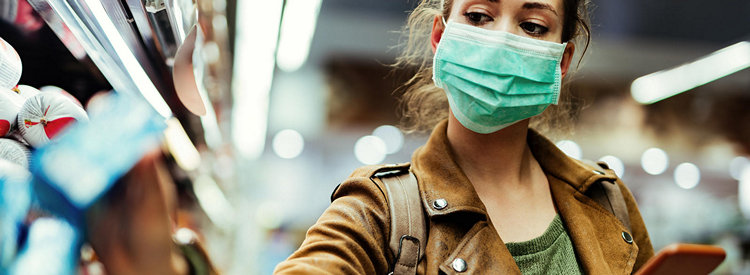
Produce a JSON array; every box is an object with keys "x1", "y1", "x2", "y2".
[{"x1": 446, "y1": 112, "x2": 535, "y2": 192}]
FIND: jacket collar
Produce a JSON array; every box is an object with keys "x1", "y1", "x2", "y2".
[
  {"x1": 411, "y1": 120, "x2": 487, "y2": 218},
  {"x1": 410, "y1": 120, "x2": 618, "y2": 218},
  {"x1": 526, "y1": 129, "x2": 618, "y2": 192}
]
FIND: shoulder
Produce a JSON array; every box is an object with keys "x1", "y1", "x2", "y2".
[
  {"x1": 276, "y1": 163, "x2": 412, "y2": 274},
  {"x1": 330, "y1": 163, "x2": 411, "y2": 202},
  {"x1": 587, "y1": 160, "x2": 637, "y2": 200}
]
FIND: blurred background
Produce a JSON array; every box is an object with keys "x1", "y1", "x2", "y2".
[{"x1": 1, "y1": 0, "x2": 749, "y2": 274}]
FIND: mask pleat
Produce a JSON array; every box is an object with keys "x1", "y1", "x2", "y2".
[{"x1": 433, "y1": 21, "x2": 565, "y2": 134}]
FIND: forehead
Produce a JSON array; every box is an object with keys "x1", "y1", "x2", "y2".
[{"x1": 452, "y1": 0, "x2": 564, "y2": 12}]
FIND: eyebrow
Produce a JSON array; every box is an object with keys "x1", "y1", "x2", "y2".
[{"x1": 522, "y1": 2, "x2": 559, "y2": 16}]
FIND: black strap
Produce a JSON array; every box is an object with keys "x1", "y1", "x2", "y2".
[
  {"x1": 589, "y1": 180, "x2": 632, "y2": 232},
  {"x1": 376, "y1": 169, "x2": 425, "y2": 275}
]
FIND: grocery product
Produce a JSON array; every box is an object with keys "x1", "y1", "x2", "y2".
[
  {"x1": 12, "y1": 85, "x2": 39, "y2": 100},
  {"x1": 0, "y1": 138, "x2": 29, "y2": 168},
  {"x1": 0, "y1": 37, "x2": 21, "y2": 90},
  {"x1": 0, "y1": 88, "x2": 24, "y2": 137},
  {"x1": 17, "y1": 92, "x2": 88, "y2": 147}
]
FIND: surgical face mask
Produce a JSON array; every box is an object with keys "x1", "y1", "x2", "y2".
[{"x1": 433, "y1": 21, "x2": 567, "y2": 134}]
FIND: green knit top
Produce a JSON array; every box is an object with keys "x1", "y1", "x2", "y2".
[{"x1": 505, "y1": 215, "x2": 583, "y2": 274}]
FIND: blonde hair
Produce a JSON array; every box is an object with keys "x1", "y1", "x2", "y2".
[{"x1": 394, "y1": 0, "x2": 592, "y2": 134}]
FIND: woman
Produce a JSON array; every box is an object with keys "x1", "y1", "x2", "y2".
[{"x1": 275, "y1": 0, "x2": 653, "y2": 274}]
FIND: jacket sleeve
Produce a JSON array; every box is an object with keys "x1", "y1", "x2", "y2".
[
  {"x1": 616, "y1": 180, "x2": 655, "y2": 273},
  {"x1": 273, "y1": 176, "x2": 392, "y2": 274}
]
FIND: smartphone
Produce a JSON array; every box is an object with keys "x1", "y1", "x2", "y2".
[{"x1": 635, "y1": 243, "x2": 726, "y2": 275}]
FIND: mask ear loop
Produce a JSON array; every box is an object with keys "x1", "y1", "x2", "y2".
[{"x1": 440, "y1": 0, "x2": 447, "y2": 26}]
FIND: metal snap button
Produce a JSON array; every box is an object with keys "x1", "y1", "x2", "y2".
[
  {"x1": 622, "y1": 231, "x2": 633, "y2": 244},
  {"x1": 451, "y1": 258, "x2": 467, "y2": 272},
  {"x1": 594, "y1": 170, "x2": 606, "y2": 175},
  {"x1": 432, "y1": 199, "x2": 448, "y2": 210}
]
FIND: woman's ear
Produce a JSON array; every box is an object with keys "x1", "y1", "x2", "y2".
[
  {"x1": 431, "y1": 16, "x2": 445, "y2": 53},
  {"x1": 560, "y1": 42, "x2": 576, "y2": 79}
]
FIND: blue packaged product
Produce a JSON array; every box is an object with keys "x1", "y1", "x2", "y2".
[
  {"x1": 8, "y1": 218, "x2": 81, "y2": 275},
  {"x1": 0, "y1": 160, "x2": 31, "y2": 270},
  {"x1": 31, "y1": 92, "x2": 167, "y2": 224}
]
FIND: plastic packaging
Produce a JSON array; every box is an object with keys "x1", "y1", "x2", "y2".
[
  {"x1": 0, "y1": 139, "x2": 30, "y2": 168},
  {"x1": 39, "y1": 86, "x2": 82, "y2": 107},
  {"x1": 12, "y1": 85, "x2": 39, "y2": 100},
  {"x1": 0, "y1": 159, "x2": 31, "y2": 269},
  {"x1": 17, "y1": 92, "x2": 89, "y2": 147},
  {"x1": 0, "y1": 88, "x2": 24, "y2": 137},
  {"x1": 8, "y1": 218, "x2": 80, "y2": 275},
  {"x1": 31, "y1": 92, "x2": 166, "y2": 222},
  {"x1": 0, "y1": 37, "x2": 21, "y2": 90}
]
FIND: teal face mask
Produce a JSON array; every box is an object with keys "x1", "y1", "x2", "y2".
[{"x1": 433, "y1": 21, "x2": 567, "y2": 134}]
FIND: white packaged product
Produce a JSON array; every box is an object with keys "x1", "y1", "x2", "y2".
[
  {"x1": 0, "y1": 138, "x2": 29, "y2": 168},
  {"x1": 0, "y1": 37, "x2": 22, "y2": 89},
  {"x1": 0, "y1": 87, "x2": 24, "y2": 137},
  {"x1": 18, "y1": 92, "x2": 88, "y2": 147},
  {"x1": 40, "y1": 85, "x2": 82, "y2": 107},
  {"x1": 13, "y1": 84, "x2": 40, "y2": 100}
]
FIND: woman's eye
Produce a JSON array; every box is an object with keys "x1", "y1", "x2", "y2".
[
  {"x1": 464, "y1": 12, "x2": 493, "y2": 25},
  {"x1": 520, "y1": 22, "x2": 548, "y2": 36}
]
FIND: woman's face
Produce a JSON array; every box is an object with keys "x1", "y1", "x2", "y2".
[
  {"x1": 447, "y1": 0, "x2": 566, "y2": 43},
  {"x1": 431, "y1": 0, "x2": 574, "y2": 79}
]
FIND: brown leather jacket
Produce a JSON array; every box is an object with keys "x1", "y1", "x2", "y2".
[{"x1": 275, "y1": 121, "x2": 654, "y2": 274}]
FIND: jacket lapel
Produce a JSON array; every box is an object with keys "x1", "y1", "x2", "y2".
[
  {"x1": 549, "y1": 176, "x2": 638, "y2": 274},
  {"x1": 437, "y1": 221, "x2": 521, "y2": 274},
  {"x1": 411, "y1": 121, "x2": 639, "y2": 274},
  {"x1": 411, "y1": 121, "x2": 503, "y2": 273},
  {"x1": 530, "y1": 126, "x2": 641, "y2": 274}
]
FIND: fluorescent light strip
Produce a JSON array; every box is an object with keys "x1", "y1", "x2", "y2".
[
  {"x1": 83, "y1": 0, "x2": 173, "y2": 118},
  {"x1": 164, "y1": 118, "x2": 201, "y2": 171},
  {"x1": 37, "y1": 0, "x2": 134, "y2": 96},
  {"x1": 631, "y1": 41, "x2": 750, "y2": 104},
  {"x1": 231, "y1": 0, "x2": 283, "y2": 159},
  {"x1": 193, "y1": 175, "x2": 235, "y2": 231},
  {"x1": 276, "y1": 0, "x2": 322, "y2": 72},
  {"x1": 168, "y1": 0, "x2": 187, "y2": 43}
]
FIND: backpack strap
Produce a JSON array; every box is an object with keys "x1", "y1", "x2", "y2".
[
  {"x1": 373, "y1": 166, "x2": 426, "y2": 275},
  {"x1": 581, "y1": 160, "x2": 632, "y2": 232},
  {"x1": 369, "y1": 161, "x2": 631, "y2": 274},
  {"x1": 587, "y1": 178, "x2": 631, "y2": 232},
  {"x1": 599, "y1": 179, "x2": 632, "y2": 232}
]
